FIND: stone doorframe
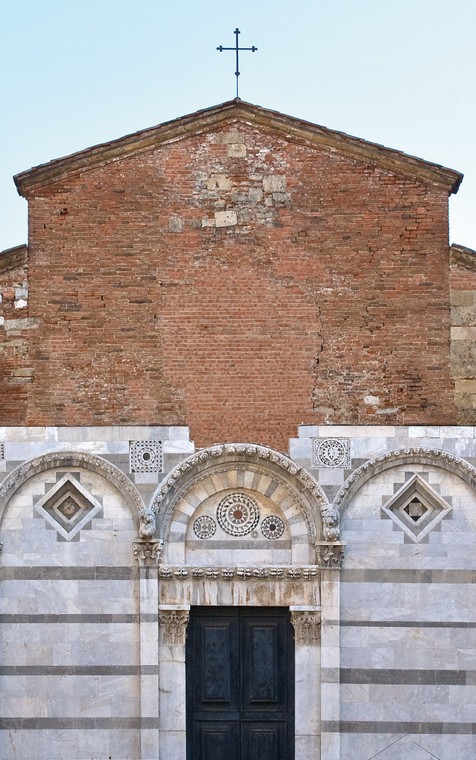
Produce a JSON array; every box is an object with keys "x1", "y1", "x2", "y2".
[{"x1": 133, "y1": 444, "x2": 345, "y2": 760}]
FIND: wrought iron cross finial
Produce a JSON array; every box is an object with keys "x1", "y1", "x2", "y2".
[{"x1": 217, "y1": 28, "x2": 257, "y2": 99}]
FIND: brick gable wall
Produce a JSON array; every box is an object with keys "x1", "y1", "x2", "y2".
[{"x1": 2, "y1": 123, "x2": 455, "y2": 448}]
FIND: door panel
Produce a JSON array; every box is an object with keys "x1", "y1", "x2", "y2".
[
  {"x1": 200, "y1": 621, "x2": 237, "y2": 705},
  {"x1": 186, "y1": 607, "x2": 294, "y2": 760},
  {"x1": 243, "y1": 619, "x2": 281, "y2": 706},
  {"x1": 195, "y1": 721, "x2": 240, "y2": 760},
  {"x1": 241, "y1": 722, "x2": 283, "y2": 760}
]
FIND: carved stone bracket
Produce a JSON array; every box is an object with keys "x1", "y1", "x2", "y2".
[
  {"x1": 133, "y1": 539, "x2": 163, "y2": 566},
  {"x1": 158, "y1": 609, "x2": 190, "y2": 645},
  {"x1": 320, "y1": 504, "x2": 340, "y2": 541},
  {"x1": 316, "y1": 542, "x2": 345, "y2": 569},
  {"x1": 290, "y1": 609, "x2": 321, "y2": 645},
  {"x1": 138, "y1": 508, "x2": 157, "y2": 539},
  {"x1": 157, "y1": 565, "x2": 320, "y2": 580}
]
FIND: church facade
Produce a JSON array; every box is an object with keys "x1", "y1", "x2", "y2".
[{"x1": 1, "y1": 100, "x2": 475, "y2": 759}]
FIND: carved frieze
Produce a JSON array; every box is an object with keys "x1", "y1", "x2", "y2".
[
  {"x1": 158, "y1": 609, "x2": 190, "y2": 645},
  {"x1": 290, "y1": 610, "x2": 321, "y2": 645},
  {"x1": 157, "y1": 565, "x2": 319, "y2": 580}
]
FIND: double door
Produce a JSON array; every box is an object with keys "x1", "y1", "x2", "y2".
[{"x1": 186, "y1": 607, "x2": 294, "y2": 760}]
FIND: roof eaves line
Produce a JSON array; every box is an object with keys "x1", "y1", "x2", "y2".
[
  {"x1": 14, "y1": 100, "x2": 463, "y2": 196},
  {"x1": 450, "y1": 244, "x2": 476, "y2": 272},
  {"x1": 0, "y1": 244, "x2": 28, "y2": 275},
  {"x1": 14, "y1": 107, "x2": 242, "y2": 196},
  {"x1": 239, "y1": 108, "x2": 462, "y2": 193}
]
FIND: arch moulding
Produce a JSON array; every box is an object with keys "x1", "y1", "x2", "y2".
[
  {"x1": 334, "y1": 446, "x2": 476, "y2": 512},
  {"x1": 0, "y1": 450, "x2": 144, "y2": 528},
  {"x1": 148, "y1": 443, "x2": 332, "y2": 545}
]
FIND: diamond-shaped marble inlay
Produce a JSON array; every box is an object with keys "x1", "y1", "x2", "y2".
[
  {"x1": 57, "y1": 495, "x2": 82, "y2": 520},
  {"x1": 381, "y1": 474, "x2": 451, "y2": 542},
  {"x1": 34, "y1": 474, "x2": 102, "y2": 541},
  {"x1": 129, "y1": 441, "x2": 163, "y2": 473},
  {"x1": 312, "y1": 438, "x2": 350, "y2": 468},
  {"x1": 403, "y1": 498, "x2": 428, "y2": 523}
]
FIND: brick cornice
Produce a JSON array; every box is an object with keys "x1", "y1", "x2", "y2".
[
  {"x1": 14, "y1": 100, "x2": 462, "y2": 196},
  {"x1": 450, "y1": 243, "x2": 476, "y2": 272},
  {"x1": 0, "y1": 244, "x2": 28, "y2": 274}
]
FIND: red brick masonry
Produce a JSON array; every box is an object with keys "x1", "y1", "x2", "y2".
[{"x1": 1, "y1": 101, "x2": 462, "y2": 449}]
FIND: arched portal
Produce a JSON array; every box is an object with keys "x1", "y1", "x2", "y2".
[{"x1": 146, "y1": 443, "x2": 330, "y2": 760}]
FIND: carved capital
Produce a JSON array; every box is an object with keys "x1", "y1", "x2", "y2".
[
  {"x1": 290, "y1": 610, "x2": 321, "y2": 645},
  {"x1": 133, "y1": 538, "x2": 163, "y2": 566},
  {"x1": 316, "y1": 542, "x2": 345, "y2": 569},
  {"x1": 158, "y1": 609, "x2": 190, "y2": 645}
]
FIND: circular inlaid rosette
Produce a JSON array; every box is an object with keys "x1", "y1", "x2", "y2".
[
  {"x1": 261, "y1": 515, "x2": 285, "y2": 539},
  {"x1": 316, "y1": 438, "x2": 348, "y2": 468},
  {"x1": 193, "y1": 515, "x2": 217, "y2": 539},
  {"x1": 216, "y1": 493, "x2": 260, "y2": 537}
]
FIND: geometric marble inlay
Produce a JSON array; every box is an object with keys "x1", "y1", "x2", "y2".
[
  {"x1": 193, "y1": 515, "x2": 217, "y2": 539},
  {"x1": 129, "y1": 440, "x2": 163, "y2": 473},
  {"x1": 34, "y1": 473, "x2": 102, "y2": 541},
  {"x1": 312, "y1": 437, "x2": 351, "y2": 468},
  {"x1": 261, "y1": 514, "x2": 285, "y2": 539},
  {"x1": 381, "y1": 473, "x2": 452, "y2": 543},
  {"x1": 216, "y1": 492, "x2": 260, "y2": 536}
]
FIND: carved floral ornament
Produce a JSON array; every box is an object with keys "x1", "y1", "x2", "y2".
[
  {"x1": 158, "y1": 609, "x2": 190, "y2": 645},
  {"x1": 290, "y1": 610, "x2": 321, "y2": 645},
  {"x1": 156, "y1": 565, "x2": 321, "y2": 579},
  {"x1": 133, "y1": 539, "x2": 163, "y2": 565}
]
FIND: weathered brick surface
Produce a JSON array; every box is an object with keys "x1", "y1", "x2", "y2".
[
  {"x1": 450, "y1": 245, "x2": 476, "y2": 422},
  {"x1": 2, "y1": 112, "x2": 458, "y2": 449},
  {"x1": 0, "y1": 245, "x2": 32, "y2": 422}
]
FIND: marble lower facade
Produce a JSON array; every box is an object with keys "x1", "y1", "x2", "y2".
[{"x1": 1, "y1": 425, "x2": 475, "y2": 759}]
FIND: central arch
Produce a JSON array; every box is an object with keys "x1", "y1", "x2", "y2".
[{"x1": 150, "y1": 443, "x2": 327, "y2": 760}]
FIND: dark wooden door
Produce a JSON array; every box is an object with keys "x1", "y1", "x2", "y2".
[{"x1": 186, "y1": 607, "x2": 294, "y2": 760}]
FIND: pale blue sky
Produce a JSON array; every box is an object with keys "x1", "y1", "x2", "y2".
[{"x1": 1, "y1": 0, "x2": 475, "y2": 250}]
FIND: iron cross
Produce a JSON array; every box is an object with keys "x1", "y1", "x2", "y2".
[{"x1": 217, "y1": 28, "x2": 257, "y2": 99}]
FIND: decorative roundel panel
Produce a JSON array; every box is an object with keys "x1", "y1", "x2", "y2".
[
  {"x1": 192, "y1": 515, "x2": 217, "y2": 539},
  {"x1": 261, "y1": 515, "x2": 285, "y2": 540},
  {"x1": 216, "y1": 493, "x2": 260, "y2": 537},
  {"x1": 315, "y1": 438, "x2": 349, "y2": 468}
]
